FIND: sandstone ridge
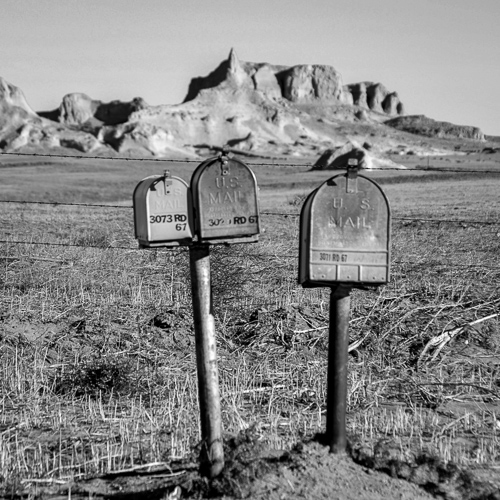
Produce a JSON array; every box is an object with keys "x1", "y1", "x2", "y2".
[
  {"x1": 0, "y1": 77, "x2": 108, "y2": 154},
  {"x1": 39, "y1": 94, "x2": 148, "y2": 127},
  {"x1": 184, "y1": 49, "x2": 404, "y2": 116},
  {"x1": 385, "y1": 115, "x2": 484, "y2": 141},
  {"x1": 0, "y1": 50, "x2": 488, "y2": 158}
]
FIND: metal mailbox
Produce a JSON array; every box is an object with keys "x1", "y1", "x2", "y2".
[
  {"x1": 133, "y1": 172, "x2": 194, "y2": 248},
  {"x1": 191, "y1": 154, "x2": 260, "y2": 244},
  {"x1": 299, "y1": 168, "x2": 390, "y2": 288}
]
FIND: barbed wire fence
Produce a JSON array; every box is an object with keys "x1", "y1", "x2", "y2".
[
  {"x1": 1, "y1": 151, "x2": 499, "y2": 273},
  {"x1": 1, "y1": 149, "x2": 500, "y2": 172}
]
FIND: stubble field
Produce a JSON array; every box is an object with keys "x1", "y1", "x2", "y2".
[{"x1": 0, "y1": 151, "x2": 500, "y2": 499}]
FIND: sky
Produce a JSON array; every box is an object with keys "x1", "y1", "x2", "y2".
[{"x1": 1, "y1": 0, "x2": 499, "y2": 135}]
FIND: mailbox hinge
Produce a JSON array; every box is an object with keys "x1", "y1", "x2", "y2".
[{"x1": 346, "y1": 159, "x2": 359, "y2": 194}]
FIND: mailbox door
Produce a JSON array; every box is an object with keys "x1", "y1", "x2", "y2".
[
  {"x1": 298, "y1": 189, "x2": 316, "y2": 285},
  {"x1": 191, "y1": 156, "x2": 260, "y2": 243},
  {"x1": 133, "y1": 175, "x2": 193, "y2": 247},
  {"x1": 300, "y1": 172, "x2": 390, "y2": 287},
  {"x1": 134, "y1": 175, "x2": 160, "y2": 242}
]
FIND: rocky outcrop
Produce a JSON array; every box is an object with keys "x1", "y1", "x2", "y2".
[
  {"x1": 184, "y1": 48, "x2": 254, "y2": 102},
  {"x1": 385, "y1": 115, "x2": 485, "y2": 141},
  {"x1": 184, "y1": 49, "x2": 398, "y2": 113},
  {"x1": 312, "y1": 142, "x2": 406, "y2": 170},
  {"x1": 276, "y1": 64, "x2": 351, "y2": 104},
  {"x1": 0, "y1": 77, "x2": 43, "y2": 149},
  {"x1": 98, "y1": 122, "x2": 193, "y2": 157},
  {"x1": 345, "y1": 82, "x2": 404, "y2": 116},
  {"x1": 0, "y1": 50, "x2": 487, "y2": 158},
  {"x1": 252, "y1": 65, "x2": 282, "y2": 100},
  {"x1": 1, "y1": 120, "x2": 103, "y2": 153},
  {"x1": 0, "y1": 77, "x2": 111, "y2": 153},
  {"x1": 39, "y1": 93, "x2": 147, "y2": 126},
  {"x1": 0, "y1": 77, "x2": 37, "y2": 116},
  {"x1": 58, "y1": 93, "x2": 97, "y2": 125}
]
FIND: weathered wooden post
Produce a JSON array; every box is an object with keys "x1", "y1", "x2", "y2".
[
  {"x1": 299, "y1": 159, "x2": 391, "y2": 453},
  {"x1": 133, "y1": 152, "x2": 260, "y2": 478}
]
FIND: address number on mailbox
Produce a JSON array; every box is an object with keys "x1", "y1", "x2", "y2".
[{"x1": 133, "y1": 173, "x2": 194, "y2": 248}]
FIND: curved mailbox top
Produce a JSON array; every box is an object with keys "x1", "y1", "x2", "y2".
[
  {"x1": 133, "y1": 174, "x2": 193, "y2": 248},
  {"x1": 191, "y1": 155, "x2": 260, "y2": 244},
  {"x1": 299, "y1": 170, "x2": 391, "y2": 288}
]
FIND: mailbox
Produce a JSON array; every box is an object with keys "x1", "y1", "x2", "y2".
[
  {"x1": 299, "y1": 168, "x2": 390, "y2": 288},
  {"x1": 133, "y1": 172, "x2": 194, "y2": 248},
  {"x1": 191, "y1": 154, "x2": 260, "y2": 244}
]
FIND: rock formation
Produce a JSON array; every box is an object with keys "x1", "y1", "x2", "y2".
[
  {"x1": 0, "y1": 77, "x2": 37, "y2": 116},
  {"x1": 0, "y1": 77, "x2": 111, "y2": 153},
  {"x1": 39, "y1": 93, "x2": 147, "y2": 127},
  {"x1": 277, "y1": 64, "x2": 351, "y2": 104},
  {"x1": 312, "y1": 142, "x2": 406, "y2": 170},
  {"x1": 252, "y1": 65, "x2": 282, "y2": 100},
  {"x1": 385, "y1": 115, "x2": 485, "y2": 141},
  {"x1": 184, "y1": 49, "x2": 397, "y2": 112},
  {"x1": 345, "y1": 82, "x2": 404, "y2": 116},
  {"x1": 0, "y1": 77, "x2": 40, "y2": 146},
  {"x1": 0, "y1": 49, "x2": 488, "y2": 157}
]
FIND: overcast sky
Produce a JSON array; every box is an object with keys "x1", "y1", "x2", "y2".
[{"x1": 1, "y1": 0, "x2": 499, "y2": 135}]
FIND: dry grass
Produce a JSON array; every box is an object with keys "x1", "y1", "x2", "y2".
[{"x1": 1, "y1": 158, "x2": 500, "y2": 494}]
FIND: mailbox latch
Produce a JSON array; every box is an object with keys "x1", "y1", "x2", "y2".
[
  {"x1": 346, "y1": 159, "x2": 359, "y2": 194},
  {"x1": 162, "y1": 169, "x2": 173, "y2": 195}
]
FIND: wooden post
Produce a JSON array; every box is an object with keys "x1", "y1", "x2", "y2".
[
  {"x1": 189, "y1": 244, "x2": 224, "y2": 477},
  {"x1": 326, "y1": 284, "x2": 352, "y2": 453}
]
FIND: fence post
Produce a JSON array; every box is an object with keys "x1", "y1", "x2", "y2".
[
  {"x1": 326, "y1": 284, "x2": 352, "y2": 453},
  {"x1": 189, "y1": 243, "x2": 224, "y2": 478}
]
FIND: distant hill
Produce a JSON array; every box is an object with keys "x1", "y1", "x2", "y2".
[
  {"x1": 0, "y1": 50, "x2": 488, "y2": 158},
  {"x1": 385, "y1": 115, "x2": 484, "y2": 141}
]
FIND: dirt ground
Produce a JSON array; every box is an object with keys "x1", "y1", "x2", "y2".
[
  {"x1": 12, "y1": 431, "x2": 500, "y2": 500},
  {"x1": 2, "y1": 154, "x2": 500, "y2": 499}
]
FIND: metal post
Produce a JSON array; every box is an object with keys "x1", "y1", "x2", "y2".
[
  {"x1": 189, "y1": 244, "x2": 224, "y2": 478},
  {"x1": 326, "y1": 284, "x2": 352, "y2": 453}
]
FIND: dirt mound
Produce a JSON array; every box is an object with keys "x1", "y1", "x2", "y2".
[
  {"x1": 385, "y1": 115, "x2": 485, "y2": 141},
  {"x1": 196, "y1": 434, "x2": 435, "y2": 500},
  {"x1": 22, "y1": 430, "x2": 495, "y2": 499}
]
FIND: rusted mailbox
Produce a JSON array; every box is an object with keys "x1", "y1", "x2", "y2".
[
  {"x1": 133, "y1": 172, "x2": 193, "y2": 248},
  {"x1": 191, "y1": 154, "x2": 260, "y2": 244},
  {"x1": 299, "y1": 168, "x2": 390, "y2": 288}
]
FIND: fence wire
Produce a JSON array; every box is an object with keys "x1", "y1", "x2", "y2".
[
  {"x1": 1, "y1": 150, "x2": 500, "y2": 173},
  {"x1": 0, "y1": 200, "x2": 499, "y2": 226},
  {"x1": 1, "y1": 152, "x2": 499, "y2": 277},
  {"x1": 0, "y1": 238, "x2": 498, "y2": 272}
]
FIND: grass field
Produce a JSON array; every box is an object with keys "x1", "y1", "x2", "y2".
[{"x1": 1, "y1": 152, "x2": 500, "y2": 497}]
